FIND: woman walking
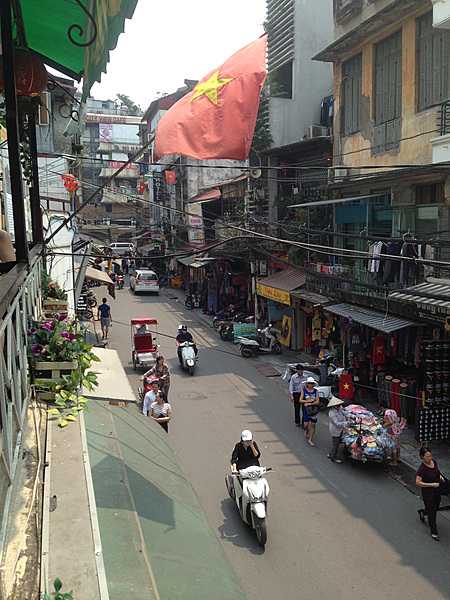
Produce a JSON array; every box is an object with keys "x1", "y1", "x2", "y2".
[
  {"x1": 383, "y1": 408, "x2": 406, "y2": 466},
  {"x1": 416, "y1": 447, "x2": 446, "y2": 541},
  {"x1": 144, "y1": 356, "x2": 171, "y2": 398},
  {"x1": 150, "y1": 391, "x2": 172, "y2": 433},
  {"x1": 300, "y1": 377, "x2": 320, "y2": 447}
]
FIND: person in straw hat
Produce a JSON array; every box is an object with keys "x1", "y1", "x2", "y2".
[{"x1": 327, "y1": 396, "x2": 346, "y2": 464}]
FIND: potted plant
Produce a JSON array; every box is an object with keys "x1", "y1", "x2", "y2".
[{"x1": 42, "y1": 272, "x2": 68, "y2": 317}]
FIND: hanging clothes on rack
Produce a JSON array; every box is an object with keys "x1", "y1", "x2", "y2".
[
  {"x1": 399, "y1": 238, "x2": 418, "y2": 285},
  {"x1": 382, "y1": 241, "x2": 401, "y2": 284}
]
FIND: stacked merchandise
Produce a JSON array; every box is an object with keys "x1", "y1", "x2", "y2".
[
  {"x1": 417, "y1": 340, "x2": 450, "y2": 442},
  {"x1": 342, "y1": 404, "x2": 395, "y2": 462}
]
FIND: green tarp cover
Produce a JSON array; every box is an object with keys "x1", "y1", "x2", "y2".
[{"x1": 18, "y1": 0, "x2": 137, "y2": 98}]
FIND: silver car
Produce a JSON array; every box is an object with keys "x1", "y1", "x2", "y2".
[{"x1": 130, "y1": 269, "x2": 160, "y2": 294}]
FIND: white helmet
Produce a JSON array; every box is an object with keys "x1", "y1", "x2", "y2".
[{"x1": 241, "y1": 429, "x2": 253, "y2": 442}]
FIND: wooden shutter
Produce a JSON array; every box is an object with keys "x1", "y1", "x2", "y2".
[
  {"x1": 417, "y1": 12, "x2": 450, "y2": 110},
  {"x1": 341, "y1": 54, "x2": 362, "y2": 135}
]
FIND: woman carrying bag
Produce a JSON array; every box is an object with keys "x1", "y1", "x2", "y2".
[
  {"x1": 416, "y1": 447, "x2": 450, "y2": 541},
  {"x1": 300, "y1": 377, "x2": 320, "y2": 447}
]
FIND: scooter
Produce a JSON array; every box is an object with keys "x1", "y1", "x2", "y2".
[
  {"x1": 178, "y1": 341, "x2": 197, "y2": 375},
  {"x1": 218, "y1": 313, "x2": 252, "y2": 341},
  {"x1": 238, "y1": 326, "x2": 282, "y2": 358},
  {"x1": 116, "y1": 274, "x2": 124, "y2": 290},
  {"x1": 225, "y1": 466, "x2": 272, "y2": 548}
]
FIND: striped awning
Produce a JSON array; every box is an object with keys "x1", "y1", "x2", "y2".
[
  {"x1": 389, "y1": 281, "x2": 450, "y2": 315},
  {"x1": 324, "y1": 303, "x2": 419, "y2": 334}
]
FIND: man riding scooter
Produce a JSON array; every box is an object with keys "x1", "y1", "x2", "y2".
[{"x1": 176, "y1": 324, "x2": 198, "y2": 365}]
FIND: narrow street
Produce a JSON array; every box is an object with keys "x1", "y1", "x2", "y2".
[{"x1": 100, "y1": 286, "x2": 450, "y2": 600}]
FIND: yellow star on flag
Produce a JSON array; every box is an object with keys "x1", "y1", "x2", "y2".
[{"x1": 190, "y1": 70, "x2": 234, "y2": 105}]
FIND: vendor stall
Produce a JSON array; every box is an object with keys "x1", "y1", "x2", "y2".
[{"x1": 342, "y1": 404, "x2": 395, "y2": 463}]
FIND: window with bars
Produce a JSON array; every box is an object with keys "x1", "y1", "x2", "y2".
[
  {"x1": 341, "y1": 53, "x2": 362, "y2": 136},
  {"x1": 417, "y1": 11, "x2": 450, "y2": 111},
  {"x1": 373, "y1": 31, "x2": 402, "y2": 153}
]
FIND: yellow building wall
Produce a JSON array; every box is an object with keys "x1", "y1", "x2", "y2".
[{"x1": 334, "y1": 11, "x2": 438, "y2": 171}]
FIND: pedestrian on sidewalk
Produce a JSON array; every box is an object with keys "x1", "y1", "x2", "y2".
[
  {"x1": 300, "y1": 377, "x2": 320, "y2": 447},
  {"x1": 327, "y1": 396, "x2": 346, "y2": 464},
  {"x1": 383, "y1": 408, "x2": 406, "y2": 466},
  {"x1": 142, "y1": 380, "x2": 159, "y2": 417},
  {"x1": 97, "y1": 298, "x2": 111, "y2": 340},
  {"x1": 150, "y1": 391, "x2": 172, "y2": 433},
  {"x1": 416, "y1": 447, "x2": 447, "y2": 541},
  {"x1": 289, "y1": 364, "x2": 307, "y2": 428}
]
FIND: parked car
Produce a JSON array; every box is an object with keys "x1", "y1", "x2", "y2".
[
  {"x1": 109, "y1": 242, "x2": 135, "y2": 256},
  {"x1": 130, "y1": 269, "x2": 160, "y2": 294}
]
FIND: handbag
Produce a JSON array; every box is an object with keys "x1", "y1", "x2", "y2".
[
  {"x1": 306, "y1": 404, "x2": 319, "y2": 417},
  {"x1": 439, "y1": 477, "x2": 450, "y2": 496}
]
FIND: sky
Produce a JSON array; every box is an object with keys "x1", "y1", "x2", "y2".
[{"x1": 91, "y1": 0, "x2": 267, "y2": 111}]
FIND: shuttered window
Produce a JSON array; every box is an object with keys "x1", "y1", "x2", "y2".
[
  {"x1": 341, "y1": 54, "x2": 362, "y2": 136},
  {"x1": 373, "y1": 31, "x2": 402, "y2": 153},
  {"x1": 417, "y1": 11, "x2": 450, "y2": 111},
  {"x1": 267, "y1": 0, "x2": 295, "y2": 98}
]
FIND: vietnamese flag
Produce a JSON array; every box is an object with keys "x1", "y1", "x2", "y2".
[{"x1": 154, "y1": 35, "x2": 267, "y2": 161}]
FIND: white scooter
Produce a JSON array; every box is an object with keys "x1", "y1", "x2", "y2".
[
  {"x1": 225, "y1": 466, "x2": 272, "y2": 547},
  {"x1": 179, "y1": 341, "x2": 197, "y2": 376}
]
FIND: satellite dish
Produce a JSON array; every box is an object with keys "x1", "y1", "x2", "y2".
[{"x1": 250, "y1": 168, "x2": 262, "y2": 179}]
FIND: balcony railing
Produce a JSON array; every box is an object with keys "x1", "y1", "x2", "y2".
[{"x1": 0, "y1": 253, "x2": 43, "y2": 550}]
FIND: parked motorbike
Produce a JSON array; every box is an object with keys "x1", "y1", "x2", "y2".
[
  {"x1": 219, "y1": 314, "x2": 254, "y2": 342},
  {"x1": 179, "y1": 341, "x2": 197, "y2": 375},
  {"x1": 225, "y1": 466, "x2": 272, "y2": 548},
  {"x1": 238, "y1": 325, "x2": 282, "y2": 358},
  {"x1": 116, "y1": 274, "x2": 124, "y2": 290}
]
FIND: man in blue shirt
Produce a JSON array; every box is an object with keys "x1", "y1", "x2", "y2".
[
  {"x1": 97, "y1": 297, "x2": 111, "y2": 340},
  {"x1": 289, "y1": 364, "x2": 307, "y2": 427}
]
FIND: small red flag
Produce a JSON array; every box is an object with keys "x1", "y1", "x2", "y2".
[
  {"x1": 339, "y1": 373, "x2": 355, "y2": 401},
  {"x1": 155, "y1": 35, "x2": 267, "y2": 161}
]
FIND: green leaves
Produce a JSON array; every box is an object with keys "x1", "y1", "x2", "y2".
[{"x1": 43, "y1": 577, "x2": 73, "y2": 600}]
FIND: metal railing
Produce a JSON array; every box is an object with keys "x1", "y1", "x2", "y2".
[
  {"x1": 438, "y1": 100, "x2": 450, "y2": 136},
  {"x1": 0, "y1": 254, "x2": 43, "y2": 548}
]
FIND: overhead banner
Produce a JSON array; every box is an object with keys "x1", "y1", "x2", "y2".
[{"x1": 256, "y1": 282, "x2": 291, "y2": 306}]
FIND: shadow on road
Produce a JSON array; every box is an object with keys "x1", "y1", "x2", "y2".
[{"x1": 218, "y1": 499, "x2": 265, "y2": 556}]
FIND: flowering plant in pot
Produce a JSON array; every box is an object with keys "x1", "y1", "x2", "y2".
[{"x1": 29, "y1": 316, "x2": 100, "y2": 427}]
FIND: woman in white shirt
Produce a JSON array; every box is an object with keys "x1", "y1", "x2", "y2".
[{"x1": 150, "y1": 391, "x2": 172, "y2": 433}]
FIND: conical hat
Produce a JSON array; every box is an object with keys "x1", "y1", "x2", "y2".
[{"x1": 327, "y1": 396, "x2": 344, "y2": 408}]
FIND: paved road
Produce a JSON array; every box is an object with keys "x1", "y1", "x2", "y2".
[{"x1": 103, "y1": 286, "x2": 450, "y2": 600}]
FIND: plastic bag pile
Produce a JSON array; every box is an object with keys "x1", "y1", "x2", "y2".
[{"x1": 342, "y1": 404, "x2": 395, "y2": 462}]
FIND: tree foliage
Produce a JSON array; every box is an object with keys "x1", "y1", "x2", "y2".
[{"x1": 116, "y1": 93, "x2": 142, "y2": 115}]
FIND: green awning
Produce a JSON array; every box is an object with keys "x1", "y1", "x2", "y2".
[{"x1": 16, "y1": 0, "x2": 137, "y2": 99}]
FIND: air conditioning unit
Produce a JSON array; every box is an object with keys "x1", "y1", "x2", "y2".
[
  {"x1": 432, "y1": 0, "x2": 450, "y2": 29},
  {"x1": 304, "y1": 125, "x2": 330, "y2": 139},
  {"x1": 329, "y1": 167, "x2": 349, "y2": 182}
]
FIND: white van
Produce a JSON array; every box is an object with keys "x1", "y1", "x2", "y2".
[
  {"x1": 109, "y1": 242, "x2": 135, "y2": 256},
  {"x1": 130, "y1": 269, "x2": 160, "y2": 294}
]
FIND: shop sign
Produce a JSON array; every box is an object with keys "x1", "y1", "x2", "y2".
[
  {"x1": 233, "y1": 323, "x2": 256, "y2": 340},
  {"x1": 256, "y1": 283, "x2": 291, "y2": 305},
  {"x1": 280, "y1": 315, "x2": 292, "y2": 347}
]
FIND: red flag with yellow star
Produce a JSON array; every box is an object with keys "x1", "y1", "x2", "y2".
[{"x1": 154, "y1": 35, "x2": 267, "y2": 161}]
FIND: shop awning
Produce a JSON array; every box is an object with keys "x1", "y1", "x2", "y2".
[
  {"x1": 176, "y1": 256, "x2": 213, "y2": 268},
  {"x1": 291, "y1": 290, "x2": 330, "y2": 306},
  {"x1": 389, "y1": 280, "x2": 450, "y2": 315},
  {"x1": 16, "y1": 1, "x2": 138, "y2": 99},
  {"x1": 324, "y1": 303, "x2": 419, "y2": 334},
  {"x1": 189, "y1": 188, "x2": 221, "y2": 204},
  {"x1": 85, "y1": 266, "x2": 113, "y2": 286},
  {"x1": 256, "y1": 269, "x2": 306, "y2": 306}
]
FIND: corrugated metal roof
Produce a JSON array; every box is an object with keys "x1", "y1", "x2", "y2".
[
  {"x1": 389, "y1": 282, "x2": 450, "y2": 314},
  {"x1": 189, "y1": 188, "x2": 221, "y2": 203},
  {"x1": 291, "y1": 290, "x2": 330, "y2": 306},
  {"x1": 324, "y1": 303, "x2": 419, "y2": 334},
  {"x1": 257, "y1": 268, "x2": 306, "y2": 292}
]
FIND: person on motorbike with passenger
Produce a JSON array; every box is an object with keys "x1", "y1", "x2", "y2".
[
  {"x1": 231, "y1": 430, "x2": 261, "y2": 473},
  {"x1": 176, "y1": 324, "x2": 198, "y2": 364}
]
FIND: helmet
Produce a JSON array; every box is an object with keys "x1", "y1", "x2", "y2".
[
  {"x1": 178, "y1": 324, "x2": 187, "y2": 331},
  {"x1": 241, "y1": 429, "x2": 253, "y2": 442}
]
